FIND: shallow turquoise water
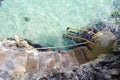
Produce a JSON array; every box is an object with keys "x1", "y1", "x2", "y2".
[{"x1": 0, "y1": 0, "x2": 114, "y2": 47}]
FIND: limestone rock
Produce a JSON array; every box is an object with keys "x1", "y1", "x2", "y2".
[{"x1": 91, "y1": 30, "x2": 116, "y2": 57}]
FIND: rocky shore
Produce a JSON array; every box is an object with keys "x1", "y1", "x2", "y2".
[
  {"x1": 38, "y1": 51, "x2": 120, "y2": 80},
  {"x1": 38, "y1": 21, "x2": 120, "y2": 80},
  {"x1": 0, "y1": 21, "x2": 120, "y2": 80},
  {"x1": 37, "y1": 38, "x2": 120, "y2": 80},
  {"x1": 0, "y1": 31, "x2": 119, "y2": 80}
]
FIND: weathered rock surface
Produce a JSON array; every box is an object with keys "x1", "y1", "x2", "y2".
[
  {"x1": 38, "y1": 52, "x2": 120, "y2": 80},
  {"x1": 91, "y1": 30, "x2": 117, "y2": 57},
  {"x1": 0, "y1": 28, "x2": 119, "y2": 80}
]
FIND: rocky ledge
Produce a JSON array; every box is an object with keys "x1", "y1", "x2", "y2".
[
  {"x1": 0, "y1": 35, "x2": 119, "y2": 80},
  {"x1": 38, "y1": 52, "x2": 120, "y2": 80},
  {"x1": 39, "y1": 38, "x2": 120, "y2": 80},
  {"x1": 0, "y1": 22, "x2": 119, "y2": 80}
]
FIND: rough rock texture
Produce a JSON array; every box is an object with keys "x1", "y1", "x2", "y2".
[
  {"x1": 91, "y1": 30, "x2": 116, "y2": 57},
  {"x1": 0, "y1": 37, "x2": 119, "y2": 80},
  {"x1": 38, "y1": 52, "x2": 120, "y2": 80},
  {"x1": 37, "y1": 35, "x2": 120, "y2": 80},
  {"x1": 0, "y1": 39, "x2": 91, "y2": 80},
  {"x1": 0, "y1": 24, "x2": 119, "y2": 80}
]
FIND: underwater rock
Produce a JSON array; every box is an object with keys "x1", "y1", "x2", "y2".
[
  {"x1": 111, "y1": 10, "x2": 120, "y2": 18},
  {"x1": 23, "y1": 17, "x2": 30, "y2": 22}
]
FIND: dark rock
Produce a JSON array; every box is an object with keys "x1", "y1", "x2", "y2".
[
  {"x1": 25, "y1": 39, "x2": 42, "y2": 48},
  {"x1": 114, "y1": 51, "x2": 120, "y2": 55},
  {"x1": 99, "y1": 61, "x2": 114, "y2": 66},
  {"x1": 94, "y1": 21, "x2": 120, "y2": 36},
  {"x1": 24, "y1": 17, "x2": 30, "y2": 22},
  {"x1": 39, "y1": 77, "x2": 48, "y2": 80},
  {"x1": 110, "y1": 62, "x2": 120, "y2": 69},
  {"x1": 112, "y1": 75, "x2": 120, "y2": 80},
  {"x1": 95, "y1": 21, "x2": 106, "y2": 30}
]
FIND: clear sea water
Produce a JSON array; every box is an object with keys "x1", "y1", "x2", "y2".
[{"x1": 0, "y1": 0, "x2": 115, "y2": 47}]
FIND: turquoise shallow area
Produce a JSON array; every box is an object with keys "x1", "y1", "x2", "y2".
[{"x1": 0, "y1": 0, "x2": 114, "y2": 47}]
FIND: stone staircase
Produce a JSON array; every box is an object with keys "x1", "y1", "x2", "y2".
[{"x1": 26, "y1": 46, "x2": 94, "y2": 74}]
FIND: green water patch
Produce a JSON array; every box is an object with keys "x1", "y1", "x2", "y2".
[{"x1": 0, "y1": 0, "x2": 114, "y2": 47}]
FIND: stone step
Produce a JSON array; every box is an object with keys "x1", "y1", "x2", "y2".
[{"x1": 72, "y1": 47, "x2": 94, "y2": 64}]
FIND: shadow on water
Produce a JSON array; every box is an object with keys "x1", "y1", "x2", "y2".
[{"x1": 7, "y1": 38, "x2": 41, "y2": 48}]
